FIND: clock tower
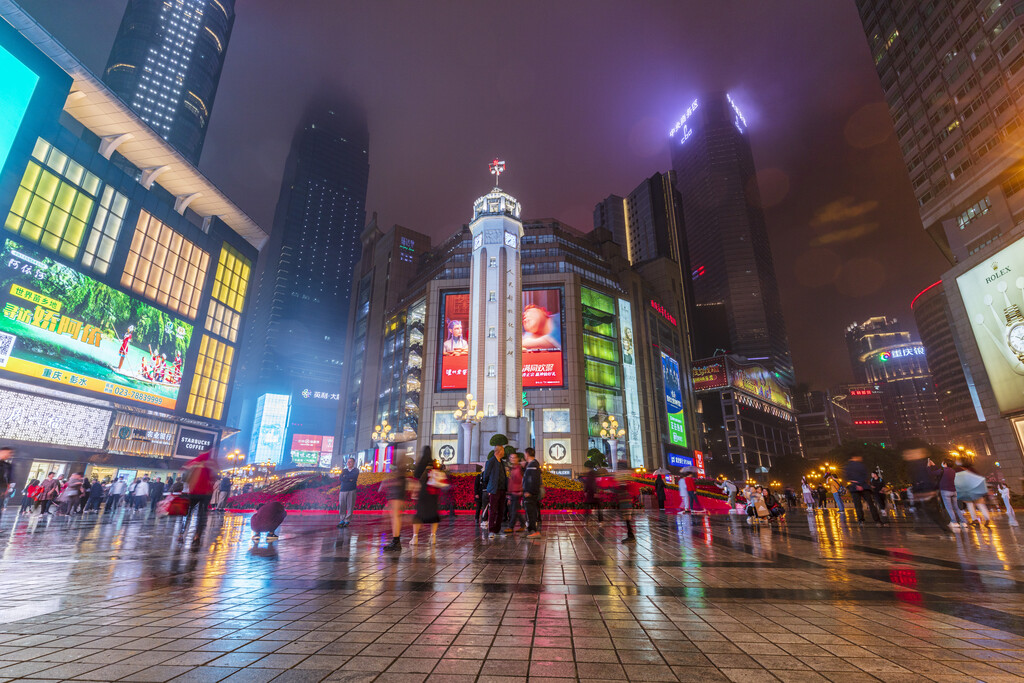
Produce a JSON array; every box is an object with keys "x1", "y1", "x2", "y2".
[{"x1": 468, "y1": 160, "x2": 524, "y2": 434}]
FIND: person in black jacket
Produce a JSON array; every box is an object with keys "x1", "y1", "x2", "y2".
[
  {"x1": 844, "y1": 456, "x2": 884, "y2": 525},
  {"x1": 522, "y1": 448, "x2": 542, "y2": 537},
  {"x1": 474, "y1": 470, "x2": 486, "y2": 524},
  {"x1": 654, "y1": 474, "x2": 666, "y2": 511},
  {"x1": 337, "y1": 458, "x2": 359, "y2": 528},
  {"x1": 149, "y1": 477, "x2": 166, "y2": 512},
  {"x1": 0, "y1": 447, "x2": 13, "y2": 517}
]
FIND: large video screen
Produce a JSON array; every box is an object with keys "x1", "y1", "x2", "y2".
[
  {"x1": 0, "y1": 239, "x2": 193, "y2": 410},
  {"x1": 440, "y1": 288, "x2": 566, "y2": 391},
  {"x1": 522, "y1": 288, "x2": 564, "y2": 387},
  {"x1": 956, "y1": 237, "x2": 1024, "y2": 414},
  {"x1": 661, "y1": 352, "x2": 687, "y2": 447}
]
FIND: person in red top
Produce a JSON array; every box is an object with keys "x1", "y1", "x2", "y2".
[
  {"x1": 683, "y1": 472, "x2": 703, "y2": 513},
  {"x1": 181, "y1": 450, "x2": 218, "y2": 546},
  {"x1": 117, "y1": 326, "x2": 134, "y2": 369}
]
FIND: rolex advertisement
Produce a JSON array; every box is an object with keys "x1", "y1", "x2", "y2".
[{"x1": 956, "y1": 237, "x2": 1024, "y2": 414}]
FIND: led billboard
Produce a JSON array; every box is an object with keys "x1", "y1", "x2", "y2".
[
  {"x1": 691, "y1": 358, "x2": 728, "y2": 392},
  {"x1": 440, "y1": 288, "x2": 566, "y2": 390},
  {"x1": 661, "y1": 352, "x2": 687, "y2": 447},
  {"x1": 0, "y1": 239, "x2": 193, "y2": 410},
  {"x1": 956, "y1": 237, "x2": 1024, "y2": 414},
  {"x1": 290, "y1": 434, "x2": 324, "y2": 466},
  {"x1": 617, "y1": 299, "x2": 643, "y2": 467},
  {"x1": 522, "y1": 288, "x2": 564, "y2": 387},
  {"x1": 729, "y1": 359, "x2": 792, "y2": 410},
  {"x1": 249, "y1": 393, "x2": 290, "y2": 466},
  {"x1": 439, "y1": 291, "x2": 470, "y2": 390}
]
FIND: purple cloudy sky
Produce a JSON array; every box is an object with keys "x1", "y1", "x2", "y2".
[{"x1": 18, "y1": 0, "x2": 949, "y2": 390}]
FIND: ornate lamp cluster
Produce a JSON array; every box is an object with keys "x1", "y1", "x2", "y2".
[{"x1": 600, "y1": 416, "x2": 626, "y2": 472}]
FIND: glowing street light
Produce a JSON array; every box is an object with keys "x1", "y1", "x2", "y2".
[
  {"x1": 453, "y1": 393, "x2": 485, "y2": 464},
  {"x1": 600, "y1": 416, "x2": 626, "y2": 472},
  {"x1": 371, "y1": 420, "x2": 396, "y2": 473}
]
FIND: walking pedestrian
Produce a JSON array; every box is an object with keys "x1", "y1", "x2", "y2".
[
  {"x1": 955, "y1": 463, "x2": 991, "y2": 527},
  {"x1": 505, "y1": 452, "x2": 525, "y2": 533},
  {"x1": 584, "y1": 464, "x2": 603, "y2": 523},
  {"x1": 718, "y1": 478, "x2": 738, "y2": 510},
  {"x1": 998, "y1": 483, "x2": 1018, "y2": 526},
  {"x1": 105, "y1": 476, "x2": 127, "y2": 513},
  {"x1": 78, "y1": 477, "x2": 91, "y2": 513},
  {"x1": 133, "y1": 477, "x2": 150, "y2": 511},
  {"x1": 20, "y1": 479, "x2": 40, "y2": 513},
  {"x1": 801, "y1": 477, "x2": 815, "y2": 510},
  {"x1": 654, "y1": 474, "x2": 666, "y2": 510},
  {"x1": 902, "y1": 448, "x2": 952, "y2": 535},
  {"x1": 39, "y1": 472, "x2": 60, "y2": 514},
  {"x1": 680, "y1": 471, "x2": 693, "y2": 512},
  {"x1": 523, "y1": 448, "x2": 542, "y2": 537},
  {"x1": 149, "y1": 477, "x2": 165, "y2": 512},
  {"x1": 844, "y1": 456, "x2": 884, "y2": 526},
  {"x1": 181, "y1": 450, "x2": 217, "y2": 547},
  {"x1": 337, "y1": 457, "x2": 358, "y2": 528},
  {"x1": 870, "y1": 471, "x2": 887, "y2": 515},
  {"x1": 412, "y1": 447, "x2": 445, "y2": 545},
  {"x1": 215, "y1": 475, "x2": 232, "y2": 511},
  {"x1": 57, "y1": 472, "x2": 84, "y2": 515},
  {"x1": 382, "y1": 456, "x2": 408, "y2": 551},
  {"x1": 481, "y1": 445, "x2": 508, "y2": 538},
  {"x1": 0, "y1": 447, "x2": 13, "y2": 517},
  {"x1": 85, "y1": 478, "x2": 104, "y2": 512},
  {"x1": 938, "y1": 461, "x2": 968, "y2": 529},
  {"x1": 815, "y1": 482, "x2": 828, "y2": 508},
  {"x1": 473, "y1": 470, "x2": 486, "y2": 525},
  {"x1": 615, "y1": 470, "x2": 636, "y2": 543},
  {"x1": 825, "y1": 473, "x2": 844, "y2": 514}
]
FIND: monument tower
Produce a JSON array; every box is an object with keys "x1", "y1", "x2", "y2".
[{"x1": 467, "y1": 160, "x2": 525, "y2": 449}]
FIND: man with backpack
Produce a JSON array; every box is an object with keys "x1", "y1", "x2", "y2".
[{"x1": 522, "y1": 448, "x2": 542, "y2": 538}]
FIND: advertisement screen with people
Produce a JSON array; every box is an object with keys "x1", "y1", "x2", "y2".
[
  {"x1": 439, "y1": 291, "x2": 470, "y2": 390},
  {"x1": 439, "y1": 288, "x2": 566, "y2": 390},
  {"x1": 522, "y1": 288, "x2": 564, "y2": 387},
  {"x1": 0, "y1": 239, "x2": 193, "y2": 410}
]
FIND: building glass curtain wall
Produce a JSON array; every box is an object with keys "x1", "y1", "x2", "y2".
[{"x1": 582, "y1": 287, "x2": 623, "y2": 458}]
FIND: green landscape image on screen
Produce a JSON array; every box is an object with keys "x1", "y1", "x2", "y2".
[{"x1": 0, "y1": 239, "x2": 193, "y2": 405}]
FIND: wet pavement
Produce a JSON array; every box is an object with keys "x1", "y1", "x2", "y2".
[{"x1": 0, "y1": 506, "x2": 1023, "y2": 682}]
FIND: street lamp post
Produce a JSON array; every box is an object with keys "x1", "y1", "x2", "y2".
[
  {"x1": 371, "y1": 420, "x2": 396, "y2": 473},
  {"x1": 600, "y1": 416, "x2": 626, "y2": 472},
  {"x1": 453, "y1": 393, "x2": 485, "y2": 465}
]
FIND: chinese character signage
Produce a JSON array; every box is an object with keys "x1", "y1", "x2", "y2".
[
  {"x1": 691, "y1": 359, "x2": 728, "y2": 392},
  {"x1": 956, "y1": 237, "x2": 1024, "y2": 414},
  {"x1": 0, "y1": 240, "x2": 193, "y2": 410},
  {"x1": 290, "y1": 434, "x2": 324, "y2": 466},
  {"x1": 661, "y1": 352, "x2": 687, "y2": 447},
  {"x1": 522, "y1": 288, "x2": 564, "y2": 387},
  {"x1": 0, "y1": 387, "x2": 110, "y2": 448}
]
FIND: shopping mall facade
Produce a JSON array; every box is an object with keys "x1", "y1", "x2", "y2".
[
  {"x1": 337, "y1": 187, "x2": 702, "y2": 476},
  {"x1": 0, "y1": 10, "x2": 264, "y2": 486}
]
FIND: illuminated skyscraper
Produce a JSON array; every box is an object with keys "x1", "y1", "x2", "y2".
[
  {"x1": 232, "y1": 102, "x2": 370, "y2": 464},
  {"x1": 103, "y1": 0, "x2": 235, "y2": 164},
  {"x1": 668, "y1": 92, "x2": 794, "y2": 386}
]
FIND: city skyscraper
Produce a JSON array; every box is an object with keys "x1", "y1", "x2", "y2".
[
  {"x1": 668, "y1": 92, "x2": 795, "y2": 386},
  {"x1": 854, "y1": 1, "x2": 1024, "y2": 263},
  {"x1": 594, "y1": 171, "x2": 684, "y2": 266},
  {"x1": 102, "y1": 0, "x2": 236, "y2": 164},
  {"x1": 232, "y1": 101, "x2": 370, "y2": 464},
  {"x1": 845, "y1": 316, "x2": 948, "y2": 445}
]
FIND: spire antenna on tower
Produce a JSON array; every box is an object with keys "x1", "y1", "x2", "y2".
[{"x1": 489, "y1": 158, "x2": 506, "y2": 187}]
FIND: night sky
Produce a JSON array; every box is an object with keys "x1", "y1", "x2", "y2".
[{"x1": 18, "y1": 0, "x2": 949, "y2": 391}]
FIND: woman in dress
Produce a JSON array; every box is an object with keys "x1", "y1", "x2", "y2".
[{"x1": 411, "y1": 446, "x2": 446, "y2": 545}]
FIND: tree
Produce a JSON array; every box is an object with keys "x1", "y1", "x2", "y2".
[
  {"x1": 586, "y1": 448, "x2": 608, "y2": 468},
  {"x1": 489, "y1": 434, "x2": 509, "y2": 448}
]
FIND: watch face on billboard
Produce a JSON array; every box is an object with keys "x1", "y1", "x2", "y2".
[
  {"x1": 522, "y1": 288, "x2": 564, "y2": 387},
  {"x1": 439, "y1": 292, "x2": 470, "y2": 390},
  {"x1": 956, "y1": 238, "x2": 1024, "y2": 414},
  {"x1": 0, "y1": 239, "x2": 193, "y2": 410}
]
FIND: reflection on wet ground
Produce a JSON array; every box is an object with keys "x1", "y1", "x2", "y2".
[{"x1": 0, "y1": 506, "x2": 1023, "y2": 681}]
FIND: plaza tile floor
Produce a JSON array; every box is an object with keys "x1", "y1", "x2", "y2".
[{"x1": 1, "y1": 506, "x2": 1023, "y2": 682}]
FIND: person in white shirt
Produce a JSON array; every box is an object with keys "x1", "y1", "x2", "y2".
[{"x1": 998, "y1": 483, "x2": 1018, "y2": 527}]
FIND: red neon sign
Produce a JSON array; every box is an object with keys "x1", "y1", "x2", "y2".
[{"x1": 650, "y1": 300, "x2": 677, "y2": 326}]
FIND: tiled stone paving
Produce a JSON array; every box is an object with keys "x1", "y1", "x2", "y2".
[{"x1": 0, "y1": 506, "x2": 1023, "y2": 682}]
